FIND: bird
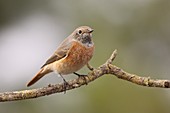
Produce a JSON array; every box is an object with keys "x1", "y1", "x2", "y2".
[{"x1": 27, "y1": 26, "x2": 94, "y2": 90}]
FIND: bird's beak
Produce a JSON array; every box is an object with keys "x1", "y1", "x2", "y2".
[{"x1": 89, "y1": 29, "x2": 94, "y2": 33}]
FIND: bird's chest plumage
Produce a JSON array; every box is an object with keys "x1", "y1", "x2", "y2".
[{"x1": 55, "y1": 41, "x2": 94, "y2": 75}]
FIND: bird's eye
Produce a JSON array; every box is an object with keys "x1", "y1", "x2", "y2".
[{"x1": 78, "y1": 30, "x2": 82, "y2": 34}]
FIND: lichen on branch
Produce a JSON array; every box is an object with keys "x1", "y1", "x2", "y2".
[{"x1": 0, "y1": 49, "x2": 170, "y2": 102}]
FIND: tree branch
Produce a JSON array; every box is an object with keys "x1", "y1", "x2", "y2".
[{"x1": 0, "y1": 49, "x2": 170, "y2": 102}]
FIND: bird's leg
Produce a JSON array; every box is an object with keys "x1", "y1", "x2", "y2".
[
  {"x1": 73, "y1": 72, "x2": 88, "y2": 85},
  {"x1": 87, "y1": 63, "x2": 94, "y2": 71},
  {"x1": 59, "y1": 74, "x2": 68, "y2": 94}
]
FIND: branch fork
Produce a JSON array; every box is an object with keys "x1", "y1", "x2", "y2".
[{"x1": 0, "y1": 49, "x2": 170, "y2": 102}]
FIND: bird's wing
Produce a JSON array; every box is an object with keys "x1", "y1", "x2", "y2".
[{"x1": 41, "y1": 39, "x2": 73, "y2": 68}]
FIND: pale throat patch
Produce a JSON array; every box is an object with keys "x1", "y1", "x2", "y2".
[
  {"x1": 73, "y1": 39, "x2": 93, "y2": 48},
  {"x1": 84, "y1": 42, "x2": 93, "y2": 47}
]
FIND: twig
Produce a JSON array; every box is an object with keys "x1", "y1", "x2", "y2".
[{"x1": 0, "y1": 49, "x2": 170, "y2": 102}]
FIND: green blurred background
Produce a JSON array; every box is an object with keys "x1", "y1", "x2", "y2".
[{"x1": 0, "y1": 0, "x2": 170, "y2": 113}]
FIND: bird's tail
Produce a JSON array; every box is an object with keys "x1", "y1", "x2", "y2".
[{"x1": 27, "y1": 68, "x2": 51, "y2": 87}]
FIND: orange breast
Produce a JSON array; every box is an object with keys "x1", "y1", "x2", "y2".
[{"x1": 55, "y1": 41, "x2": 94, "y2": 75}]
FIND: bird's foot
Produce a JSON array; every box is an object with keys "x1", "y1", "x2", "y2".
[{"x1": 73, "y1": 72, "x2": 88, "y2": 85}]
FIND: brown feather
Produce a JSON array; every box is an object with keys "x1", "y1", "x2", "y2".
[
  {"x1": 27, "y1": 26, "x2": 94, "y2": 87},
  {"x1": 41, "y1": 39, "x2": 73, "y2": 68},
  {"x1": 27, "y1": 68, "x2": 52, "y2": 87}
]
